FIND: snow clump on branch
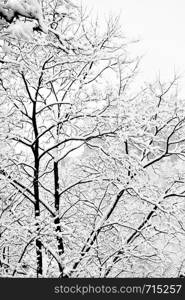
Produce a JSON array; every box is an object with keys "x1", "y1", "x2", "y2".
[{"x1": 0, "y1": 0, "x2": 48, "y2": 33}]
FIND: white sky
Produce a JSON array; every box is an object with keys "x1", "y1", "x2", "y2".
[{"x1": 84, "y1": 0, "x2": 185, "y2": 90}]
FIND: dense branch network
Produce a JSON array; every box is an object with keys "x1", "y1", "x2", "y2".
[{"x1": 1, "y1": 0, "x2": 185, "y2": 279}]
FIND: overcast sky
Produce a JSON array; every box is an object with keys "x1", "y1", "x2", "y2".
[{"x1": 84, "y1": 0, "x2": 185, "y2": 90}]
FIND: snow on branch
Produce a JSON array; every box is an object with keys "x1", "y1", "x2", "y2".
[
  {"x1": 0, "y1": 0, "x2": 47, "y2": 32},
  {"x1": 0, "y1": 0, "x2": 79, "y2": 50}
]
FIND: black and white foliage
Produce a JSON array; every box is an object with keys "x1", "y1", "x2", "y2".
[{"x1": 0, "y1": 0, "x2": 185, "y2": 278}]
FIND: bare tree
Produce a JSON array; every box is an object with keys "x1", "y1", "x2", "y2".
[{"x1": 1, "y1": 0, "x2": 185, "y2": 278}]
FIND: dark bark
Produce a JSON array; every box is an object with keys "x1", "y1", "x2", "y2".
[
  {"x1": 32, "y1": 100, "x2": 43, "y2": 277},
  {"x1": 53, "y1": 161, "x2": 65, "y2": 276}
]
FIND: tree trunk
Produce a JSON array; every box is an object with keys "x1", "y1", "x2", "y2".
[
  {"x1": 54, "y1": 161, "x2": 65, "y2": 276},
  {"x1": 32, "y1": 100, "x2": 43, "y2": 277}
]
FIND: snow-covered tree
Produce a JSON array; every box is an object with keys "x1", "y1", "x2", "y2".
[{"x1": 1, "y1": 0, "x2": 185, "y2": 278}]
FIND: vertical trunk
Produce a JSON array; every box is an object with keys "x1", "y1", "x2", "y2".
[
  {"x1": 54, "y1": 161, "x2": 64, "y2": 276},
  {"x1": 2, "y1": 246, "x2": 9, "y2": 274},
  {"x1": 52, "y1": 86, "x2": 65, "y2": 276},
  {"x1": 32, "y1": 101, "x2": 43, "y2": 277},
  {"x1": 34, "y1": 163, "x2": 43, "y2": 277}
]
